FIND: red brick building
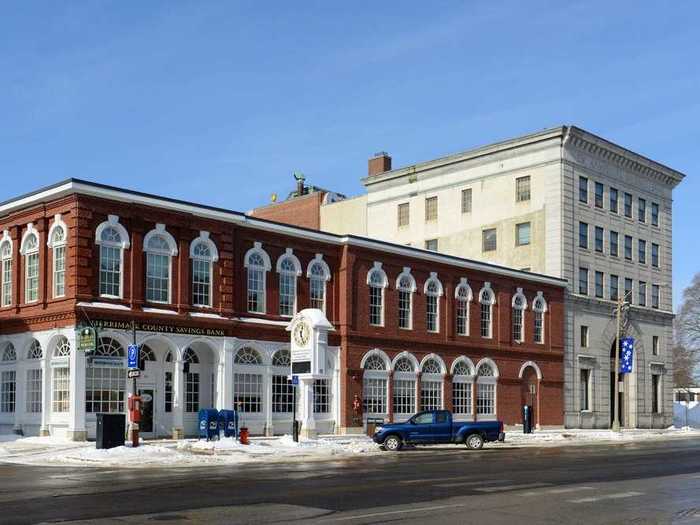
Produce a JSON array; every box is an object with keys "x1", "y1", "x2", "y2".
[{"x1": 0, "y1": 179, "x2": 565, "y2": 440}]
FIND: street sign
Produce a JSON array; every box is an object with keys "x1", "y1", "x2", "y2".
[
  {"x1": 127, "y1": 369, "x2": 141, "y2": 379},
  {"x1": 127, "y1": 344, "x2": 139, "y2": 369},
  {"x1": 76, "y1": 326, "x2": 97, "y2": 353},
  {"x1": 291, "y1": 375, "x2": 299, "y2": 386}
]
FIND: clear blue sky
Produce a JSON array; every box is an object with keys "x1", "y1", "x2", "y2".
[{"x1": 1, "y1": 2, "x2": 698, "y2": 309}]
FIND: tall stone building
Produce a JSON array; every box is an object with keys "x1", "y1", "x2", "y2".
[{"x1": 258, "y1": 126, "x2": 684, "y2": 429}]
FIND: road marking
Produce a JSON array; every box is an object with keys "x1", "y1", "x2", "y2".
[
  {"x1": 329, "y1": 503, "x2": 468, "y2": 521},
  {"x1": 520, "y1": 486, "x2": 595, "y2": 497},
  {"x1": 436, "y1": 479, "x2": 514, "y2": 488},
  {"x1": 569, "y1": 491, "x2": 644, "y2": 504},
  {"x1": 475, "y1": 482, "x2": 551, "y2": 493},
  {"x1": 401, "y1": 476, "x2": 510, "y2": 485}
]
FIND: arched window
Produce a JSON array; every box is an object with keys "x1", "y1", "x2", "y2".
[
  {"x1": 362, "y1": 352, "x2": 389, "y2": 415},
  {"x1": 48, "y1": 216, "x2": 67, "y2": 298},
  {"x1": 27, "y1": 339, "x2": 43, "y2": 359},
  {"x1": 26, "y1": 339, "x2": 43, "y2": 414},
  {"x1": 182, "y1": 348, "x2": 200, "y2": 413},
  {"x1": 476, "y1": 360, "x2": 498, "y2": 419},
  {"x1": 424, "y1": 273, "x2": 443, "y2": 333},
  {"x1": 52, "y1": 337, "x2": 71, "y2": 413},
  {"x1": 452, "y1": 358, "x2": 474, "y2": 417},
  {"x1": 0, "y1": 342, "x2": 17, "y2": 414},
  {"x1": 307, "y1": 254, "x2": 330, "y2": 313},
  {"x1": 272, "y1": 349, "x2": 291, "y2": 367},
  {"x1": 233, "y1": 347, "x2": 263, "y2": 413},
  {"x1": 96, "y1": 216, "x2": 129, "y2": 298},
  {"x1": 234, "y1": 347, "x2": 263, "y2": 365},
  {"x1": 420, "y1": 357, "x2": 443, "y2": 411},
  {"x1": 455, "y1": 278, "x2": 473, "y2": 336},
  {"x1": 244, "y1": 242, "x2": 271, "y2": 314},
  {"x1": 1, "y1": 231, "x2": 13, "y2": 307},
  {"x1": 396, "y1": 268, "x2": 415, "y2": 330},
  {"x1": 512, "y1": 288, "x2": 527, "y2": 343},
  {"x1": 393, "y1": 355, "x2": 416, "y2": 419},
  {"x1": 86, "y1": 338, "x2": 126, "y2": 414},
  {"x1": 21, "y1": 225, "x2": 39, "y2": 303},
  {"x1": 367, "y1": 262, "x2": 388, "y2": 327},
  {"x1": 144, "y1": 224, "x2": 177, "y2": 304},
  {"x1": 479, "y1": 283, "x2": 495, "y2": 339},
  {"x1": 276, "y1": 249, "x2": 301, "y2": 317},
  {"x1": 532, "y1": 292, "x2": 547, "y2": 344},
  {"x1": 140, "y1": 345, "x2": 156, "y2": 362},
  {"x1": 190, "y1": 232, "x2": 218, "y2": 308},
  {"x1": 271, "y1": 349, "x2": 293, "y2": 414}
]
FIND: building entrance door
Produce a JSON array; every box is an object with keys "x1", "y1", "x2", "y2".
[
  {"x1": 520, "y1": 368, "x2": 538, "y2": 427},
  {"x1": 137, "y1": 385, "x2": 156, "y2": 438}
]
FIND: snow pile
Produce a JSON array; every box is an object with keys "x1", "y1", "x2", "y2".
[{"x1": 499, "y1": 427, "x2": 700, "y2": 447}]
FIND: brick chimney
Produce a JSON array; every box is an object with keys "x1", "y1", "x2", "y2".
[{"x1": 368, "y1": 152, "x2": 392, "y2": 176}]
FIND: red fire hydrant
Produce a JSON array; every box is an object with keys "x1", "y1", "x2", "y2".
[{"x1": 239, "y1": 427, "x2": 249, "y2": 445}]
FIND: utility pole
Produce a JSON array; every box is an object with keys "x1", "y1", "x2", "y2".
[{"x1": 611, "y1": 290, "x2": 632, "y2": 432}]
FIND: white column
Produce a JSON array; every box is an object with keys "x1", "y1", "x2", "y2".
[
  {"x1": 13, "y1": 362, "x2": 26, "y2": 433},
  {"x1": 40, "y1": 358, "x2": 50, "y2": 435},
  {"x1": 216, "y1": 361, "x2": 225, "y2": 409},
  {"x1": 172, "y1": 358, "x2": 185, "y2": 439},
  {"x1": 299, "y1": 377, "x2": 316, "y2": 438},
  {"x1": 264, "y1": 367, "x2": 273, "y2": 436},
  {"x1": 67, "y1": 332, "x2": 86, "y2": 441},
  {"x1": 223, "y1": 342, "x2": 234, "y2": 409}
]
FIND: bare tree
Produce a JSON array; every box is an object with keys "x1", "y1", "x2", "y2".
[{"x1": 674, "y1": 273, "x2": 700, "y2": 386}]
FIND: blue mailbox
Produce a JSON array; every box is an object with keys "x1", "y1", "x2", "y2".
[
  {"x1": 218, "y1": 409, "x2": 238, "y2": 438},
  {"x1": 198, "y1": 408, "x2": 219, "y2": 441}
]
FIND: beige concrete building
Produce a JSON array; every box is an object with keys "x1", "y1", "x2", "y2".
[{"x1": 319, "y1": 126, "x2": 684, "y2": 429}]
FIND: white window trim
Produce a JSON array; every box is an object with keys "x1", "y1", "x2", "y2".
[
  {"x1": 189, "y1": 231, "x2": 218, "y2": 308},
  {"x1": 454, "y1": 277, "x2": 473, "y2": 337},
  {"x1": 424, "y1": 272, "x2": 443, "y2": 333},
  {"x1": 511, "y1": 287, "x2": 527, "y2": 343},
  {"x1": 479, "y1": 282, "x2": 496, "y2": 339},
  {"x1": 144, "y1": 224, "x2": 177, "y2": 305},
  {"x1": 244, "y1": 242, "x2": 271, "y2": 314},
  {"x1": 367, "y1": 262, "x2": 388, "y2": 327},
  {"x1": 48, "y1": 215, "x2": 68, "y2": 299},
  {"x1": 95, "y1": 215, "x2": 130, "y2": 299},
  {"x1": 0, "y1": 230, "x2": 13, "y2": 308},
  {"x1": 532, "y1": 291, "x2": 547, "y2": 344},
  {"x1": 276, "y1": 248, "x2": 302, "y2": 318},
  {"x1": 396, "y1": 267, "x2": 416, "y2": 330},
  {"x1": 20, "y1": 223, "x2": 40, "y2": 304}
]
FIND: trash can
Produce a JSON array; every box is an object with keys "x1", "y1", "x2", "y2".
[
  {"x1": 292, "y1": 420, "x2": 301, "y2": 442},
  {"x1": 366, "y1": 417, "x2": 384, "y2": 437},
  {"x1": 522, "y1": 405, "x2": 532, "y2": 434},
  {"x1": 198, "y1": 408, "x2": 219, "y2": 441},
  {"x1": 96, "y1": 413, "x2": 126, "y2": 449},
  {"x1": 218, "y1": 410, "x2": 238, "y2": 438}
]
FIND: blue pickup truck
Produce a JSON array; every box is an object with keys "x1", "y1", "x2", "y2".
[{"x1": 372, "y1": 410, "x2": 505, "y2": 451}]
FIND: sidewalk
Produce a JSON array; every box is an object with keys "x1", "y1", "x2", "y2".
[{"x1": 1, "y1": 426, "x2": 698, "y2": 469}]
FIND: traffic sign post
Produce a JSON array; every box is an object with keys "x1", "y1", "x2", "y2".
[{"x1": 127, "y1": 344, "x2": 140, "y2": 370}]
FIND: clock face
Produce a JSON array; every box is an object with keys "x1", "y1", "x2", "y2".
[{"x1": 293, "y1": 322, "x2": 310, "y2": 347}]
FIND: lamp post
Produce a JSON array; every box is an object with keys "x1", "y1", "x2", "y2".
[{"x1": 611, "y1": 290, "x2": 632, "y2": 432}]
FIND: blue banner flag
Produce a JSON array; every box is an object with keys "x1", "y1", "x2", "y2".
[{"x1": 619, "y1": 337, "x2": 634, "y2": 374}]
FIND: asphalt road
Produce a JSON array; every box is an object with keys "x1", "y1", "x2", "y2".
[{"x1": 2, "y1": 438, "x2": 700, "y2": 524}]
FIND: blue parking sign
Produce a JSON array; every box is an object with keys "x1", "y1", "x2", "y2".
[
  {"x1": 127, "y1": 344, "x2": 139, "y2": 369},
  {"x1": 291, "y1": 375, "x2": 299, "y2": 386}
]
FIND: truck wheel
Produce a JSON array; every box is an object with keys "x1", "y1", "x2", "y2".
[
  {"x1": 466, "y1": 433, "x2": 484, "y2": 450},
  {"x1": 383, "y1": 435, "x2": 402, "y2": 451}
]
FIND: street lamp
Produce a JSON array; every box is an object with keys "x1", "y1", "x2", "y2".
[{"x1": 611, "y1": 290, "x2": 632, "y2": 432}]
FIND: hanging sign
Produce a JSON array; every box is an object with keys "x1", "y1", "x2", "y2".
[
  {"x1": 127, "y1": 344, "x2": 140, "y2": 369},
  {"x1": 619, "y1": 337, "x2": 634, "y2": 374},
  {"x1": 76, "y1": 326, "x2": 97, "y2": 353}
]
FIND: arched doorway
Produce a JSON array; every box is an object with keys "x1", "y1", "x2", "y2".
[
  {"x1": 610, "y1": 341, "x2": 624, "y2": 428},
  {"x1": 519, "y1": 364, "x2": 540, "y2": 428}
]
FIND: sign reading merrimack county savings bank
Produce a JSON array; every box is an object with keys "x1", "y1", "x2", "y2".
[{"x1": 92, "y1": 319, "x2": 225, "y2": 338}]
